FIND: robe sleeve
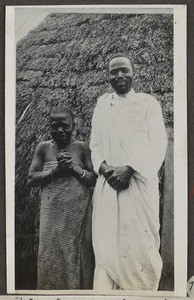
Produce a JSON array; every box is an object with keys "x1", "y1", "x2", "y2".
[
  {"x1": 130, "y1": 96, "x2": 167, "y2": 181},
  {"x1": 90, "y1": 102, "x2": 105, "y2": 175}
]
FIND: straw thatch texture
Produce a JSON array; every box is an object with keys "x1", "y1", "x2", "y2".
[{"x1": 15, "y1": 13, "x2": 173, "y2": 290}]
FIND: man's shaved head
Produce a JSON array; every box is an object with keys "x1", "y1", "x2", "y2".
[
  {"x1": 109, "y1": 53, "x2": 134, "y2": 70},
  {"x1": 109, "y1": 54, "x2": 134, "y2": 95}
]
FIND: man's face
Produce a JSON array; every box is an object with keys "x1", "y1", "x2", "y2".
[
  {"x1": 50, "y1": 112, "x2": 73, "y2": 146},
  {"x1": 109, "y1": 56, "x2": 133, "y2": 95}
]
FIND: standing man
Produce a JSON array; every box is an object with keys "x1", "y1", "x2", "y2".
[{"x1": 90, "y1": 54, "x2": 167, "y2": 290}]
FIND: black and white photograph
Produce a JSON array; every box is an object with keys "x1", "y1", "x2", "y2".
[{"x1": 5, "y1": 4, "x2": 187, "y2": 297}]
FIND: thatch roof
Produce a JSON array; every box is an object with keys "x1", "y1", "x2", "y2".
[{"x1": 16, "y1": 13, "x2": 173, "y2": 194}]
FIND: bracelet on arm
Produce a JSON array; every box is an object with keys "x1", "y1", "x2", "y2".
[
  {"x1": 80, "y1": 169, "x2": 86, "y2": 179},
  {"x1": 71, "y1": 161, "x2": 86, "y2": 179}
]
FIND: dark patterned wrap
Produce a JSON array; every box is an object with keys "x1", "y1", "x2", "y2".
[{"x1": 37, "y1": 161, "x2": 94, "y2": 290}]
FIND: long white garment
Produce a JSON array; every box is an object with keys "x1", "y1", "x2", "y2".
[{"x1": 90, "y1": 90, "x2": 167, "y2": 290}]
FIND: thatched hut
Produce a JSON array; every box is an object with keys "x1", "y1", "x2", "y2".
[{"x1": 15, "y1": 12, "x2": 173, "y2": 290}]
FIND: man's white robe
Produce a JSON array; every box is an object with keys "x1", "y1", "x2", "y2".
[{"x1": 90, "y1": 90, "x2": 167, "y2": 290}]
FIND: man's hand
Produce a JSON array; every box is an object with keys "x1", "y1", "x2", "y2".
[
  {"x1": 99, "y1": 162, "x2": 116, "y2": 180},
  {"x1": 107, "y1": 166, "x2": 135, "y2": 191}
]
